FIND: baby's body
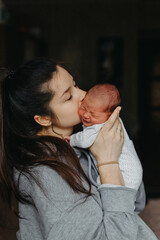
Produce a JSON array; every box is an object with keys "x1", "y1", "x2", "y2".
[{"x1": 70, "y1": 84, "x2": 143, "y2": 190}]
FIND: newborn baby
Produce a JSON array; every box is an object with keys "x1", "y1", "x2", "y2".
[{"x1": 69, "y1": 83, "x2": 142, "y2": 190}]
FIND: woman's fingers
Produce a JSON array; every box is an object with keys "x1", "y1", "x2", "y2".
[
  {"x1": 108, "y1": 106, "x2": 121, "y2": 125},
  {"x1": 101, "y1": 106, "x2": 121, "y2": 132},
  {"x1": 116, "y1": 121, "x2": 122, "y2": 133},
  {"x1": 111, "y1": 118, "x2": 120, "y2": 133},
  {"x1": 115, "y1": 121, "x2": 124, "y2": 145},
  {"x1": 120, "y1": 124, "x2": 124, "y2": 137}
]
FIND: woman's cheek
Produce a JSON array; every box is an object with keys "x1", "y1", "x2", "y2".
[{"x1": 78, "y1": 108, "x2": 83, "y2": 118}]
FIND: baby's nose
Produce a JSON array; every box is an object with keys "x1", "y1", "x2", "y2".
[{"x1": 83, "y1": 111, "x2": 90, "y2": 119}]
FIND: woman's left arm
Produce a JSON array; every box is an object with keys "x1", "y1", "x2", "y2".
[{"x1": 22, "y1": 166, "x2": 157, "y2": 240}]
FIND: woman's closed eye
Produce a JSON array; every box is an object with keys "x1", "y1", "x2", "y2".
[
  {"x1": 66, "y1": 95, "x2": 72, "y2": 101},
  {"x1": 65, "y1": 82, "x2": 78, "y2": 101}
]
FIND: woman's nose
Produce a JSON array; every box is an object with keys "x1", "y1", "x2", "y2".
[{"x1": 79, "y1": 89, "x2": 86, "y2": 101}]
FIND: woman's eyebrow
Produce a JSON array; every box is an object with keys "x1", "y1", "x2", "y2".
[
  {"x1": 60, "y1": 79, "x2": 74, "y2": 98},
  {"x1": 61, "y1": 86, "x2": 71, "y2": 98}
]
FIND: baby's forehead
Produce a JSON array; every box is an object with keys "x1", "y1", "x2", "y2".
[
  {"x1": 84, "y1": 92, "x2": 104, "y2": 103},
  {"x1": 82, "y1": 95, "x2": 105, "y2": 110}
]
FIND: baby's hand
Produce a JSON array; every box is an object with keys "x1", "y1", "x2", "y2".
[{"x1": 64, "y1": 136, "x2": 71, "y2": 144}]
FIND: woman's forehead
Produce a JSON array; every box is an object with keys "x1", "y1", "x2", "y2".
[{"x1": 50, "y1": 67, "x2": 73, "y2": 94}]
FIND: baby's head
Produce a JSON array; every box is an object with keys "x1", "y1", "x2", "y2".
[{"x1": 79, "y1": 83, "x2": 121, "y2": 127}]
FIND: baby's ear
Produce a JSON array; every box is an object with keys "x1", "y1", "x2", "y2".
[{"x1": 34, "y1": 115, "x2": 52, "y2": 127}]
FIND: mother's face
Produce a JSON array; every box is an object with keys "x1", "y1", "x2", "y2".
[{"x1": 48, "y1": 66, "x2": 86, "y2": 134}]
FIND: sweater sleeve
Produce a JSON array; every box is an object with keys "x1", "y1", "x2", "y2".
[
  {"x1": 17, "y1": 166, "x2": 158, "y2": 240},
  {"x1": 135, "y1": 181, "x2": 146, "y2": 213},
  {"x1": 98, "y1": 186, "x2": 158, "y2": 240},
  {"x1": 47, "y1": 184, "x2": 157, "y2": 240}
]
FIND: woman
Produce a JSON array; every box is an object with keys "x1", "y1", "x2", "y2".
[{"x1": 0, "y1": 58, "x2": 157, "y2": 239}]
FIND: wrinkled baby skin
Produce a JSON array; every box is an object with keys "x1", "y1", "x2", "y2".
[{"x1": 78, "y1": 84, "x2": 121, "y2": 127}]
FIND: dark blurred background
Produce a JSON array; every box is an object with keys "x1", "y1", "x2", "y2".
[{"x1": 1, "y1": 0, "x2": 160, "y2": 239}]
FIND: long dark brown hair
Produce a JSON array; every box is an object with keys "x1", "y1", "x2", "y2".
[{"x1": 0, "y1": 58, "x2": 92, "y2": 211}]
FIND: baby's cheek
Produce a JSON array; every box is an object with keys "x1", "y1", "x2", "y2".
[
  {"x1": 90, "y1": 117, "x2": 98, "y2": 124},
  {"x1": 78, "y1": 108, "x2": 83, "y2": 118}
]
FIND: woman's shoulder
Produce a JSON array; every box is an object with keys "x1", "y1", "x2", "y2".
[
  {"x1": 14, "y1": 165, "x2": 70, "y2": 186},
  {"x1": 14, "y1": 165, "x2": 85, "y2": 202}
]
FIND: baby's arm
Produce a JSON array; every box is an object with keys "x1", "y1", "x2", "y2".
[
  {"x1": 119, "y1": 118, "x2": 143, "y2": 190},
  {"x1": 70, "y1": 124, "x2": 103, "y2": 148}
]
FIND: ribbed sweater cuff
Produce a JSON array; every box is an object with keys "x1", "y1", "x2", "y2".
[{"x1": 98, "y1": 187, "x2": 136, "y2": 214}]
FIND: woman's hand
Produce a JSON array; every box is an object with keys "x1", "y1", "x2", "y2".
[
  {"x1": 90, "y1": 106, "x2": 124, "y2": 165},
  {"x1": 90, "y1": 106, "x2": 124, "y2": 185}
]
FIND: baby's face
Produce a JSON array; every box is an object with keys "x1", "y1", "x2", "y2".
[{"x1": 78, "y1": 96, "x2": 110, "y2": 127}]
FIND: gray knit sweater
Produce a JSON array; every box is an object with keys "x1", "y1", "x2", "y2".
[{"x1": 15, "y1": 149, "x2": 158, "y2": 240}]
